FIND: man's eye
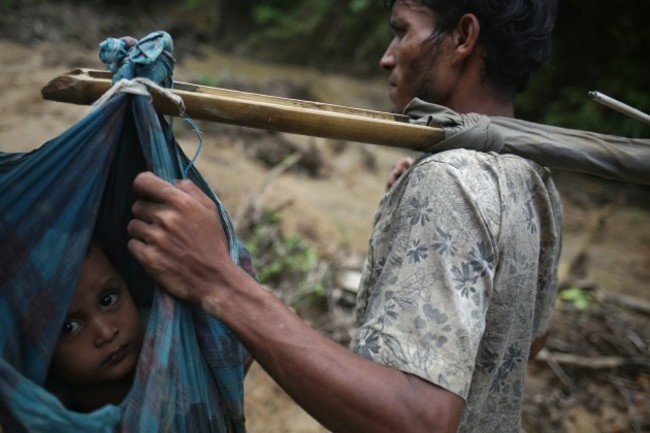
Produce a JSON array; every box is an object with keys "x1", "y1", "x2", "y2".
[
  {"x1": 61, "y1": 320, "x2": 81, "y2": 336},
  {"x1": 391, "y1": 26, "x2": 406, "y2": 38},
  {"x1": 100, "y1": 293, "x2": 119, "y2": 308}
]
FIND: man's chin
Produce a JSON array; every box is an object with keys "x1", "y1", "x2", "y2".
[
  {"x1": 387, "y1": 88, "x2": 399, "y2": 111},
  {"x1": 388, "y1": 93, "x2": 409, "y2": 114},
  {"x1": 388, "y1": 102, "x2": 406, "y2": 114}
]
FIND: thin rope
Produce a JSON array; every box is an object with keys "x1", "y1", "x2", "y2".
[{"x1": 90, "y1": 78, "x2": 204, "y2": 178}]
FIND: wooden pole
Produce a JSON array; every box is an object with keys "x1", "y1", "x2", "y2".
[{"x1": 41, "y1": 69, "x2": 445, "y2": 150}]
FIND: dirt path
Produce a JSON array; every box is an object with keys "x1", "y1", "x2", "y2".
[{"x1": 1, "y1": 38, "x2": 648, "y2": 433}]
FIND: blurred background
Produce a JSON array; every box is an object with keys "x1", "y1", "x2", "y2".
[
  {"x1": 1, "y1": 1, "x2": 649, "y2": 432},
  {"x1": 2, "y1": 0, "x2": 649, "y2": 135}
]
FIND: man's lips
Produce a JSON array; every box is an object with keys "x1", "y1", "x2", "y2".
[{"x1": 102, "y1": 343, "x2": 130, "y2": 367}]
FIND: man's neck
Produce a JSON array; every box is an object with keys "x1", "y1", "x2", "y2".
[
  {"x1": 442, "y1": 47, "x2": 516, "y2": 118},
  {"x1": 445, "y1": 87, "x2": 515, "y2": 118}
]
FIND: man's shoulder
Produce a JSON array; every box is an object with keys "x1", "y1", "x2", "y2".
[{"x1": 414, "y1": 148, "x2": 549, "y2": 179}]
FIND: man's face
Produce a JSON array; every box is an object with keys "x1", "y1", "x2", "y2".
[
  {"x1": 380, "y1": 0, "x2": 454, "y2": 112},
  {"x1": 50, "y1": 245, "x2": 144, "y2": 385}
]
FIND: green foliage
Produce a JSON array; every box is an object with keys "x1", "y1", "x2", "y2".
[
  {"x1": 183, "y1": 0, "x2": 208, "y2": 9},
  {"x1": 250, "y1": 1, "x2": 330, "y2": 41},
  {"x1": 193, "y1": 74, "x2": 223, "y2": 88},
  {"x1": 252, "y1": 5, "x2": 284, "y2": 25},
  {"x1": 517, "y1": 0, "x2": 650, "y2": 137},
  {"x1": 246, "y1": 0, "x2": 388, "y2": 75},
  {"x1": 559, "y1": 287, "x2": 595, "y2": 310},
  {"x1": 242, "y1": 208, "x2": 329, "y2": 310},
  {"x1": 349, "y1": 0, "x2": 374, "y2": 13},
  {"x1": 251, "y1": 230, "x2": 315, "y2": 283}
]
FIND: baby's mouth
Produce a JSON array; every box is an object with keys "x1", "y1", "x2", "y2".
[{"x1": 102, "y1": 343, "x2": 131, "y2": 367}]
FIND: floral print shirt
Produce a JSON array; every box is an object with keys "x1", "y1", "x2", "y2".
[{"x1": 350, "y1": 149, "x2": 562, "y2": 432}]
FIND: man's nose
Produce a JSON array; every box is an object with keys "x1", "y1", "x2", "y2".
[
  {"x1": 93, "y1": 317, "x2": 118, "y2": 347},
  {"x1": 380, "y1": 39, "x2": 397, "y2": 71}
]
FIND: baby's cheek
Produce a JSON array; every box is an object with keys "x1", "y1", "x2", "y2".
[
  {"x1": 51, "y1": 343, "x2": 74, "y2": 372},
  {"x1": 52, "y1": 342, "x2": 99, "y2": 382}
]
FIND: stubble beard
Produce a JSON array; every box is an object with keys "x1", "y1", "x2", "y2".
[{"x1": 412, "y1": 32, "x2": 446, "y2": 105}]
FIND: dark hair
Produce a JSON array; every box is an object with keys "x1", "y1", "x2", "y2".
[{"x1": 384, "y1": 0, "x2": 557, "y2": 97}]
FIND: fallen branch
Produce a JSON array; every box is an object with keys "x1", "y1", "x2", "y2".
[
  {"x1": 537, "y1": 350, "x2": 647, "y2": 369},
  {"x1": 233, "y1": 152, "x2": 301, "y2": 228},
  {"x1": 597, "y1": 290, "x2": 650, "y2": 316}
]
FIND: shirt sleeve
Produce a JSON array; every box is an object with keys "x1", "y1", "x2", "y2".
[{"x1": 352, "y1": 157, "x2": 500, "y2": 400}]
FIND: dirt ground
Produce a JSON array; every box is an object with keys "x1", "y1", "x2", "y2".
[{"x1": 1, "y1": 32, "x2": 649, "y2": 433}]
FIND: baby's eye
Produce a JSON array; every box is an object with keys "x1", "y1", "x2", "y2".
[
  {"x1": 100, "y1": 293, "x2": 119, "y2": 308},
  {"x1": 61, "y1": 320, "x2": 81, "y2": 336}
]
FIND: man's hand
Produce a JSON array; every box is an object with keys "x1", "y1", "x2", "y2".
[
  {"x1": 386, "y1": 156, "x2": 414, "y2": 190},
  {"x1": 127, "y1": 172, "x2": 233, "y2": 306}
]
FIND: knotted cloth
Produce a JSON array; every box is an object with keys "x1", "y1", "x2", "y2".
[{"x1": 0, "y1": 32, "x2": 251, "y2": 433}]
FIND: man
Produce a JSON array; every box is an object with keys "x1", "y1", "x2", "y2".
[{"x1": 127, "y1": 0, "x2": 561, "y2": 431}]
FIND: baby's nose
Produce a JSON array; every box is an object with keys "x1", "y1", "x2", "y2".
[{"x1": 93, "y1": 317, "x2": 118, "y2": 346}]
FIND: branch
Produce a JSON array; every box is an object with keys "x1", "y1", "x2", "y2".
[{"x1": 536, "y1": 350, "x2": 647, "y2": 369}]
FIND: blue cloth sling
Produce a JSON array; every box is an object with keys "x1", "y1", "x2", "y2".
[{"x1": 0, "y1": 32, "x2": 251, "y2": 432}]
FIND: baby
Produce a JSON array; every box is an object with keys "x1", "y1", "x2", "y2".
[{"x1": 46, "y1": 241, "x2": 145, "y2": 412}]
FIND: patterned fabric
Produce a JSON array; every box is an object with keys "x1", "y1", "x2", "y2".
[
  {"x1": 0, "y1": 93, "x2": 252, "y2": 432},
  {"x1": 350, "y1": 149, "x2": 562, "y2": 432}
]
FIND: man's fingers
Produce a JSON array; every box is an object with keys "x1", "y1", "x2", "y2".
[
  {"x1": 131, "y1": 199, "x2": 164, "y2": 223},
  {"x1": 130, "y1": 199, "x2": 179, "y2": 237},
  {"x1": 133, "y1": 171, "x2": 176, "y2": 203},
  {"x1": 127, "y1": 237, "x2": 155, "y2": 269},
  {"x1": 127, "y1": 218, "x2": 169, "y2": 248},
  {"x1": 133, "y1": 172, "x2": 214, "y2": 213},
  {"x1": 127, "y1": 218, "x2": 154, "y2": 245},
  {"x1": 175, "y1": 179, "x2": 215, "y2": 209}
]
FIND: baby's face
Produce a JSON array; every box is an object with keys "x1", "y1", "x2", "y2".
[{"x1": 50, "y1": 245, "x2": 144, "y2": 385}]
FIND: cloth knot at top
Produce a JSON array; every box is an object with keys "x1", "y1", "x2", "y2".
[{"x1": 99, "y1": 31, "x2": 175, "y2": 88}]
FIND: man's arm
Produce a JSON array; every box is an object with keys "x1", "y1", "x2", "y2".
[{"x1": 127, "y1": 172, "x2": 463, "y2": 433}]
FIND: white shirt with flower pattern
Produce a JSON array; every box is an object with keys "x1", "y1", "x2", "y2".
[{"x1": 350, "y1": 149, "x2": 562, "y2": 432}]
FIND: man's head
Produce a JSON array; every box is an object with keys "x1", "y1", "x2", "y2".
[
  {"x1": 49, "y1": 242, "x2": 144, "y2": 385},
  {"x1": 381, "y1": 0, "x2": 556, "y2": 113}
]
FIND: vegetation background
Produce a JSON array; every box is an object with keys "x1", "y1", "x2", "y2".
[
  {"x1": 69, "y1": 0, "x2": 650, "y2": 136},
  {"x1": 4, "y1": 0, "x2": 646, "y2": 135}
]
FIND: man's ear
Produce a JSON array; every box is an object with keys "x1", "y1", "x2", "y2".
[{"x1": 451, "y1": 13, "x2": 480, "y2": 64}]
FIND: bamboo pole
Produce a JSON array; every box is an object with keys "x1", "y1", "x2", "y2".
[{"x1": 41, "y1": 69, "x2": 445, "y2": 150}]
